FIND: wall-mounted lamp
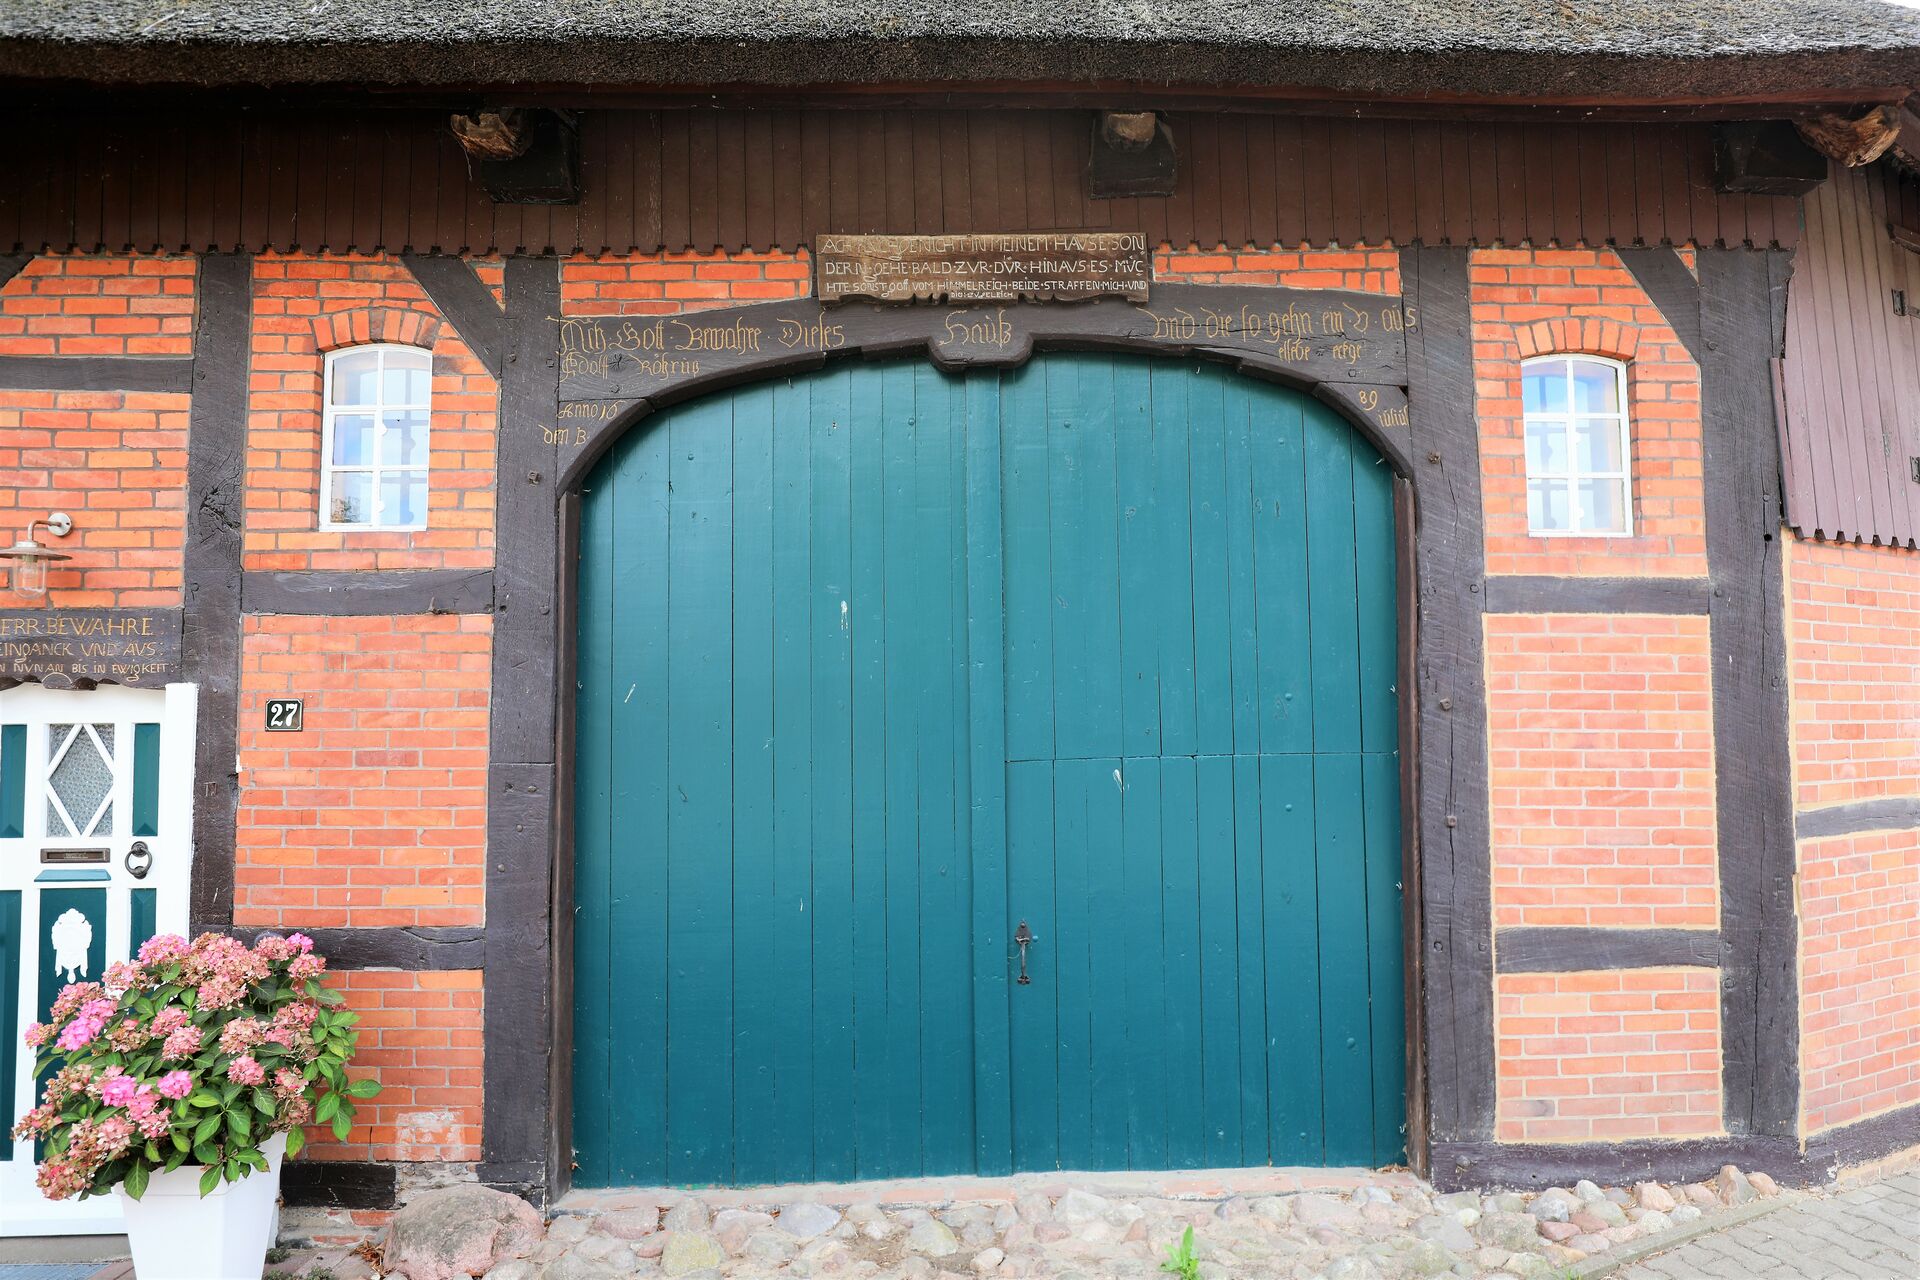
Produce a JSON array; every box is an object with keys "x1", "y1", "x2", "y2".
[{"x1": 0, "y1": 512, "x2": 72, "y2": 598}]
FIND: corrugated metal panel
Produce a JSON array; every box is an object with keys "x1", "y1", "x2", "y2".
[
  {"x1": 0, "y1": 107, "x2": 1795, "y2": 255},
  {"x1": 1780, "y1": 164, "x2": 1920, "y2": 548}
]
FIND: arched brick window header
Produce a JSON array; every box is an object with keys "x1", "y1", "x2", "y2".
[
  {"x1": 310, "y1": 306, "x2": 444, "y2": 353},
  {"x1": 1512, "y1": 317, "x2": 1642, "y2": 364}
]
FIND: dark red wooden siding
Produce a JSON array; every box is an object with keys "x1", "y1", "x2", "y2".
[
  {"x1": 1780, "y1": 163, "x2": 1920, "y2": 548},
  {"x1": 0, "y1": 107, "x2": 1796, "y2": 256}
]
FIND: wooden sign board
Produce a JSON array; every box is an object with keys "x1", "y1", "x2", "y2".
[
  {"x1": 0, "y1": 608, "x2": 183, "y2": 688},
  {"x1": 815, "y1": 233, "x2": 1152, "y2": 303}
]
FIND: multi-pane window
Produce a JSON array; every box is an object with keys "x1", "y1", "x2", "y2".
[
  {"x1": 1521, "y1": 355, "x2": 1632, "y2": 536},
  {"x1": 321, "y1": 344, "x2": 431, "y2": 530}
]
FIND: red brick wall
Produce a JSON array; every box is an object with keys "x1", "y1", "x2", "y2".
[
  {"x1": 305, "y1": 970, "x2": 483, "y2": 1163},
  {"x1": 1486, "y1": 613, "x2": 1719, "y2": 929},
  {"x1": 1800, "y1": 828, "x2": 1920, "y2": 1134},
  {"x1": 234, "y1": 613, "x2": 491, "y2": 929},
  {"x1": 246, "y1": 253, "x2": 497, "y2": 572},
  {"x1": 0, "y1": 254, "x2": 196, "y2": 356},
  {"x1": 1495, "y1": 968, "x2": 1724, "y2": 1142},
  {"x1": 1471, "y1": 247, "x2": 1705, "y2": 579},
  {"x1": 1787, "y1": 535, "x2": 1920, "y2": 810},
  {"x1": 1789, "y1": 534, "x2": 1920, "y2": 1136}
]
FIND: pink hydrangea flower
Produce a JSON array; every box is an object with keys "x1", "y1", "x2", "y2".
[
  {"x1": 228, "y1": 1054, "x2": 265, "y2": 1086},
  {"x1": 286, "y1": 932, "x2": 314, "y2": 954},
  {"x1": 161, "y1": 1024, "x2": 202, "y2": 1060},
  {"x1": 99, "y1": 1075, "x2": 141, "y2": 1108},
  {"x1": 23, "y1": 1021, "x2": 50, "y2": 1048},
  {"x1": 137, "y1": 933, "x2": 190, "y2": 965},
  {"x1": 157, "y1": 1070, "x2": 193, "y2": 1100}
]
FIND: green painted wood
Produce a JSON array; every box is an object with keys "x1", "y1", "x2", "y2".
[
  {"x1": 131, "y1": 723, "x2": 160, "y2": 837},
  {"x1": 572, "y1": 354, "x2": 1403, "y2": 1187},
  {"x1": 664, "y1": 394, "x2": 734, "y2": 1184},
  {"x1": 128, "y1": 887, "x2": 156, "y2": 955},
  {"x1": 769, "y1": 374, "x2": 817, "y2": 1179},
  {"x1": 730, "y1": 381, "x2": 779, "y2": 1186},
  {"x1": 808, "y1": 367, "x2": 858, "y2": 1182},
  {"x1": 0, "y1": 724, "x2": 23, "y2": 839},
  {"x1": 0, "y1": 890, "x2": 18, "y2": 1161}
]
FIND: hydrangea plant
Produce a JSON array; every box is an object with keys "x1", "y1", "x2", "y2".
[{"x1": 10, "y1": 932, "x2": 379, "y2": 1201}]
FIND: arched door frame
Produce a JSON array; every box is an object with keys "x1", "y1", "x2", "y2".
[{"x1": 481, "y1": 255, "x2": 1489, "y2": 1205}]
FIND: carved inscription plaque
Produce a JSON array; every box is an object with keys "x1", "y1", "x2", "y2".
[
  {"x1": 814, "y1": 233, "x2": 1152, "y2": 303},
  {"x1": 0, "y1": 608, "x2": 183, "y2": 688}
]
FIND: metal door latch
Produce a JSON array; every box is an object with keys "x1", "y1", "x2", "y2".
[
  {"x1": 125, "y1": 840, "x2": 152, "y2": 880},
  {"x1": 1013, "y1": 920, "x2": 1036, "y2": 985}
]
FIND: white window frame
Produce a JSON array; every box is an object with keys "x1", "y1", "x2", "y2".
[
  {"x1": 1521, "y1": 354, "x2": 1634, "y2": 538},
  {"x1": 319, "y1": 343, "x2": 433, "y2": 532}
]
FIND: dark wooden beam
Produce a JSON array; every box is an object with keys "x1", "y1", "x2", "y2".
[
  {"x1": 1481, "y1": 575, "x2": 1711, "y2": 615},
  {"x1": 1496, "y1": 927, "x2": 1721, "y2": 973},
  {"x1": 184, "y1": 254, "x2": 251, "y2": 934},
  {"x1": 480, "y1": 256, "x2": 564, "y2": 1208},
  {"x1": 241, "y1": 568, "x2": 495, "y2": 617},
  {"x1": 1804, "y1": 1098, "x2": 1920, "y2": 1175},
  {"x1": 1796, "y1": 796, "x2": 1920, "y2": 841},
  {"x1": 1699, "y1": 248, "x2": 1798, "y2": 1143},
  {"x1": 0, "y1": 355, "x2": 194, "y2": 393},
  {"x1": 281, "y1": 1160, "x2": 397, "y2": 1210},
  {"x1": 1618, "y1": 245, "x2": 1704, "y2": 365},
  {"x1": 401, "y1": 254, "x2": 508, "y2": 379},
  {"x1": 227, "y1": 925, "x2": 484, "y2": 970},
  {"x1": 1402, "y1": 245, "x2": 1496, "y2": 1149},
  {"x1": 1434, "y1": 1135, "x2": 1804, "y2": 1192},
  {"x1": 0, "y1": 254, "x2": 30, "y2": 294}
]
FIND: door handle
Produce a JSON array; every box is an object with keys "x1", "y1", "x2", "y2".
[
  {"x1": 1013, "y1": 920, "x2": 1037, "y2": 986},
  {"x1": 125, "y1": 840, "x2": 152, "y2": 880}
]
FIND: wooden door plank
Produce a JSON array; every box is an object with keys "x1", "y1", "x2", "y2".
[
  {"x1": 1007, "y1": 759, "x2": 1059, "y2": 1170},
  {"x1": 1222, "y1": 376, "x2": 1261, "y2": 753},
  {"x1": 1195, "y1": 755, "x2": 1243, "y2": 1165},
  {"x1": 1351, "y1": 428, "x2": 1400, "y2": 755},
  {"x1": 664, "y1": 395, "x2": 736, "y2": 1185},
  {"x1": 769, "y1": 376, "x2": 818, "y2": 1180},
  {"x1": 1120, "y1": 754, "x2": 1168, "y2": 1168},
  {"x1": 1232, "y1": 754, "x2": 1270, "y2": 1162},
  {"x1": 1188, "y1": 367, "x2": 1234, "y2": 754},
  {"x1": 1260, "y1": 754, "x2": 1324, "y2": 1164},
  {"x1": 1363, "y1": 749, "x2": 1408, "y2": 1166},
  {"x1": 916, "y1": 363, "x2": 972, "y2": 1176},
  {"x1": 1314, "y1": 753, "x2": 1374, "y2": 1166},
  {"x1": 1002, "y1": 363, "x2": 1055, "y2": 762},
  {"x1": 809, "y1": 367, "x2": 860, "y2": 1182},
  {"x1": 606, "y1": 424, "x2": 673, "y2": 1184},
  {"x1": 879, "y1": 362, "x2": 925, "y2": 1177},
  {"x1": 729, "y1": 384, "x2": 779, "y2": 1185},
  {"x1": 1086, "y1": 756, "x2": 1132, "y2": 1170},
  {"x1": 569, "y1": 446, "x2": 616, "y2": 1186},
  {"x1": 1051, "y1": 758, "x2": 1096, "y2": 1170},
  {"x1": 1160, "y1": 758, "x2": 1205, "y2": 1167},
  {"x1": 847, "y1": 360, "x2": 891, "y2": 1176},
  {"x1": 964, "y1": 371, "x2": 1014, "y2": 1176},
  {"x1": 1149, "y1": 367, "x2": 1198, "y2": 756},
  {"x1": 1304, "y1": 415, "x2": 1363, "y2": 754},
  {"x1": 1250, "y1": 389, "x2": 1312, "y2": 755},
  {"x1": 1114, "y1": 360, "x2": 1162, "y2": 758}
]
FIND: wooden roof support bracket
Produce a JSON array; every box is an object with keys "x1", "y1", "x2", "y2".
[{"x1": 1796, "y1": 104, "x2": 1902, "y2": 168}]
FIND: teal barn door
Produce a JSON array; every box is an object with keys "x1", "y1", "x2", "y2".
[{"x1": 572, "y1": 354, "x2": 1403, "y2": 1186}]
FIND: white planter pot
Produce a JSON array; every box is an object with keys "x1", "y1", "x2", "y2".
[{"x1": 115, "y1": 1133, "x2": 288, "y2": 1280}]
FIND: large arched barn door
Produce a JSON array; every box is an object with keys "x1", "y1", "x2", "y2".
[{"x1": 572, "y1": 354, "x2": 1404, "y2": 1187}]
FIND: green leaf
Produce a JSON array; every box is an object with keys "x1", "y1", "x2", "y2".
[
  {"x1": 194, "y1": 1141, "x2": 221, "y2": 1165},
  {"x1": 285, "y1": 1125, "x2": 305, "y2": 1159},
  {"x1": 171, "y1": 1131, "x2": 190, "y2": 1153},
  {"x1": 194, "y1": 1113, "x2": 222, "y2": 1144},
  {"x1": 221, "y1": 1083, "x2": 242, "y2": 1105},
  {"x1": 226, "y1": 1108, "x2": 252, "y2": 1142},
  {"x1": 316, "y1": 1092, "x2": 340, "y2": 1123},
  {"x1": 163, "y1": 1150, "x2": 187, "y2": 1174},
  {"x1": 189, "y1": 1091, "x2": 220, "y2": 1107},
  {"x1": 346, "y1": 1078, "x2": 380, "y2": 1099},
  {"x1": 224, "y1": 1157, "x2": 240, "y2": 1181},
  {"x1": 330, "y1": 1112, "x2": 352, "y2": 1142},
  {"x1": 198, "y1": 1165, "x2": 221, "y2": 1197},
  {"x1": 124, "y1": 1160, "x2": 149, "y2": 1201},
  {"x1": 253, "y1": 1087, "x2": 277, "y2": 1116}
]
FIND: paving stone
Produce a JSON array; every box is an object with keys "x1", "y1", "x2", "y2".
[
  {"x1": 659, "y1": 1232, "x2": 723, "y2": 1277},
  {"x1": 778, "y1": 1204, "x2": 843, "y2": 1240}
]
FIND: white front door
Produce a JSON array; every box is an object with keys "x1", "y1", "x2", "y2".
[{"x1": 0, "y1": 682, "x2": 196, "y2": 1236}]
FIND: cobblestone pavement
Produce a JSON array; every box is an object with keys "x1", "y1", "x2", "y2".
[{"x1": 1616, "y1": 1170, "x2": 1920, "y2": 1280}]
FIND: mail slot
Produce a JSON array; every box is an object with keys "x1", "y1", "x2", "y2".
[{"x1": 41, "y1": 847, "x2": 108, "y2": 865}]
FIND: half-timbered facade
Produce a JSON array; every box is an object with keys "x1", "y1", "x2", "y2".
[{"x1": 4, "y1": 0, "x2": 1920, "y2": 1236}]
